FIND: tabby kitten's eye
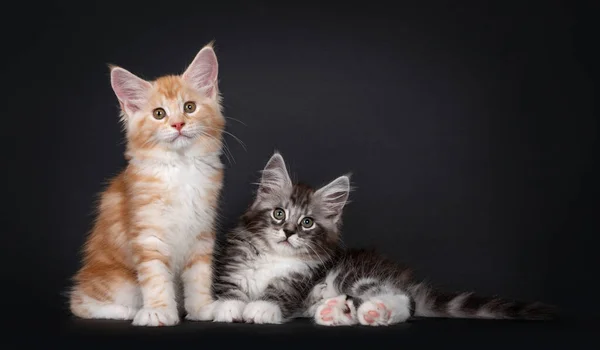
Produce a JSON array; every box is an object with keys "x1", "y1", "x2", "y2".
[
  {"x1": 272, "y1": 208, "x2": 286, "y2": 221},
  {"x1": 301, "y1": 217, "x2": 314, "y2": 229},
  {"x1": 184, "y1": 101, "x2": 196, "y2": 113},
  {"x1": 153, "y1": 108, "x2": 166, "y2": 120}
]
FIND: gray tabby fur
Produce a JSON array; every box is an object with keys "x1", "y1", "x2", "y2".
[{"x1": 202, "y1": 152, "x2": 555, "y2": 326}]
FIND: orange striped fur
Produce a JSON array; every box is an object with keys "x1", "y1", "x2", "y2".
[{"x1": 69, "y1": 43, "x2": 227, "y2": 326}]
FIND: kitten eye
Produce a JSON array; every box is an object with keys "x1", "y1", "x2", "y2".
[
  {"x1": 301, "y1": 217, "x2": 314, "y2": 229},
  {"x1": 153, "y1": 108, "x2": 166, "y2": 120},
  {"x1": 272, "y1": 208, "x2": 286, "y2": 221},
  {"x1": 184, "y1": 101, "x2": 196, "y2": 113}
]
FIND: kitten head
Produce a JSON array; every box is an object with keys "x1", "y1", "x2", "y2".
[
  {"x1": 242, "y1": 152, "x2": 351, "y2": 257},
  {"x1": 109, "y1": 42, "x2": 224, "y2": 155}
]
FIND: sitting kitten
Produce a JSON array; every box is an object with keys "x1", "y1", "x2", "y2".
[
  {"x1": 206, "y1": 152, "x2": 555, "y2": 326},
  {"x1": 69, "y1": 43, "x2": 227, "y2": 326}
]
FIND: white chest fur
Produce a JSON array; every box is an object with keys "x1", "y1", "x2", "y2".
[
  {"x1": 133, "y1": 155, "x2": 221, "y2": 273},
  {"x1": 233, "y1": 254, "x2": 313, "y2": 299}
]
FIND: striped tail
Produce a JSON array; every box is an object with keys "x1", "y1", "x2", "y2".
[{"x1": 410, "y1": 283, "x2": 557, "y2": 320}]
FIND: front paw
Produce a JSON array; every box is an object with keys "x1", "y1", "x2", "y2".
[
  {"x1": 186, "y1": 301, "x2": 218, "y2": 321},
  {"x1": 213, "y1": 300, "x2": 247, "y2": 323},
  {"x1": 132, "y1": 307, "x2": 179, "y2": 327},
  {"x1": 242, "y1": 301, "x2": 283, "y2": 324}
]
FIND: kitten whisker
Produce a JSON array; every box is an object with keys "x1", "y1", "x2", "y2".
[
  {"x1": 199, "y1": 130, "x2": 235, "y2": 165},
  {"x1": 225, "y1": 116, "x2": 247, "y2": 126},
  {"x1": 204, "y1": 126, "x2": 247, "y2": 151},
  {"x1": 222, "y1": 139, "x2": 236, "y2": 164},
  {"x1": 306, "y1": 244, "x2": 326, "y2": 267},
  {"x1": 221, "y1": 130, "x2": 247, "y2": 151},
  {"x1": 220, "y1": 138, "x2": 235, "y2": 165}
]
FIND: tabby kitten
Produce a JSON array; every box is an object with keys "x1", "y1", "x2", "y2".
[
  {"x1": 69, "y1": 43, "x2": 226, "y2": 326},
  {"x1": 206, "y1": 152, "x2": 555, "y2": 326}
]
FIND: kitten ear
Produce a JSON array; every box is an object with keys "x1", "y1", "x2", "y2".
[
  {"x1": 315, "y1": 175, "x2": 351, "y2": 222},
  {"x1": 110, "y1": 66, "x2": 152, "y2": 115},
  {"x1": 182, "y1": 44, "x2": 219, "y2": 99},
  {"x1": 257, "y1": 151, "x2": 293, "y2": 198}
]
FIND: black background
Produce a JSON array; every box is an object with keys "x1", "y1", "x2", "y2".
[{"x1": 6, "y1": 0, "x2": 598, "y2": 347}]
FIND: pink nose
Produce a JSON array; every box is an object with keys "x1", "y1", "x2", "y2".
[{"x1": 171, "y1": 122, "x2": 185, "y2": 131}]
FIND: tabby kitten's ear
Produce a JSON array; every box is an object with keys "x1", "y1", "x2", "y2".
[
  {"x1": 110, "y1": 66, "x2": 152, "y2": 116},
  {"x1": 256, "y1": 151, "x2": 293, "y2": 199},
  {"x1": 315, "y1": 175, "x2": 351, "y2": 223},
  {"x1": 182, "y1": 43, "x2": 219, "y2": 99}
]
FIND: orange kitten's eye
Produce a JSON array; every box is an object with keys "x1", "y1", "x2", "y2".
[
  {"x1": 153, "y1": 108, "x2": 166, "y2": 120},
  {"x1": 184, "y1": 101, "x2": 196, "y2": 113}
]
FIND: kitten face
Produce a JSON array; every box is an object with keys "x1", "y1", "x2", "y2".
[
  {"x1": 243, "y1": 152, "x2": 351, "y2": 257},
  {"x1": 125, "y1": 76, "x2": 224, "y2": 151},
  {"x1": 252, "y1": 183, "x2": 336, "y2": 255},
  {"x1": 109, "y1": 44, "x2": 224, "y2": 154}
]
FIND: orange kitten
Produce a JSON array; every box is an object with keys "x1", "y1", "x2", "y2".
[{"x1": 69, "y1": 43, "x2": 226, "y2": 326}]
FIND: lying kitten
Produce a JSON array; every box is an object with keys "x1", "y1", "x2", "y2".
[
  {"x1": 204, "y1": 152, "x2": 555, "y2": 326},
  {"x1": 69, "y1": 43, "x2": 226, "y2": 326}
]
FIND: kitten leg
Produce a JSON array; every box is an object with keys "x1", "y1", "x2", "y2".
[
  {"x1": 243, "y1": 280, "x2": 315, "y2": 324},
  {"x1": 131, "y1": 236, "x2": 179, "y2": 326},
  {"x1": 303, "y1": 282, "x2": 328, "y2": 317},
  {"x1": 72, "y1": 300, "x2": 137, "y2": 320},
  {"x1": 314, "y1": 295, "x2": 358, "y2": 326},
  {"x1": 182, "y1": 234, "x2": 215, "y2": 321},
  {"x1": 70, "y1": 276, "x2": 141, "y2": 320},
  {"x1": 242, "y1": 301, "x2": 283, "y2": 324},
  {"x1": 357, "y1": 293, "x2": 412, "y2": 326},
  {"x1": 213, "y1": 299, "x2": 247, "y2": 322},
  {"x1": 304, "y1": 273, "x2": 345, "y2": 317},
  {"x1": 189, "y1": 300, "x2": 219, "y2": 321},
  {"x1": 211, "y1": 279, "x2": 250, "y2": 322}
]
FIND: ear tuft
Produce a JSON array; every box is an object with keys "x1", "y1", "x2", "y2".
[
  {"x1": 256, "y1": 151, "x2": 293, "y2": 198},
  {"x1": 315, "y1": 175, "x2": 351, "y2": 222},
  {"x1": 205, "y1": 39, "x2": 216, "y2": 49},
  {"x1": 182, "y1": 44, "x2": 219, "y2": 98},
  {"x1": 110, "y1": 67, "x2": 152, "y2": 115}
]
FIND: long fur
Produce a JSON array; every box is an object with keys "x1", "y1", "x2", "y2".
[
  {"x1": 208, "y1": 152, "x2": 556, "y2": 326},
  {"x1": 68, "y1": 43, "x2": 228, "y2": 327}
]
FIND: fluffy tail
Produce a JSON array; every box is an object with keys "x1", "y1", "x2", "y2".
[{"x1": 409, "y1": 283, "x2": 557, "y2": 320}]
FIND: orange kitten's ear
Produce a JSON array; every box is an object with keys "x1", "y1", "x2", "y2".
[
  {"x1": 182, "y1": 45, "x2": 219, "y2": 99},
  {"x1": 110, "y1": 66, "x2": 152, "y2": 116}
]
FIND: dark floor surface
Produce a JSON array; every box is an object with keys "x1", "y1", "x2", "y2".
[{"x1": 10, "y1": 313, "x2": 597, "y2": 349}]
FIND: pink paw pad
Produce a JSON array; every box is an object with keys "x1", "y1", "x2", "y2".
[
  {"x1": 315, "y1": 296, "x2": 357, "y2": 326},
  {"x1": 319, "y1": 298, "x2": 352, "y2": 322},
  {"x1": 320, "y1": 306, "x2": 334, "y2": 321},
  {"x1": 360, "y1": 302, "x2": 391, "y2": 325}
]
